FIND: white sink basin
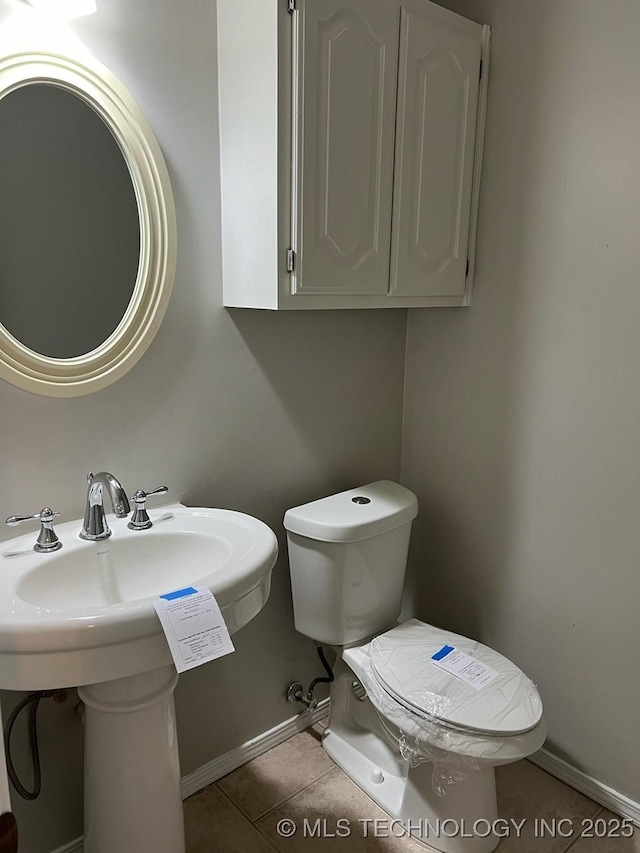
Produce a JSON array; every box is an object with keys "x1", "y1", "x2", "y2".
[{"x1": 0, "y1": 502, "x2": 278, "y2": 689}]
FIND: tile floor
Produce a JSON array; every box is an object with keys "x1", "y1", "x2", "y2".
[{"x1": 184, "y1": 722, "x2": 639, "y2": 852}]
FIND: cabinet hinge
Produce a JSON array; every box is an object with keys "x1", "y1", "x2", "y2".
[
  {"x1": 479, "y1": 60, "x2": 483, "y2": 80},
  {"x1": 465, "y1": 258, "x2": 470, "y2": 277},
  {"x1": 286, "y1": 249, "x2": 295, "y2": 273},
  {"x1": 287, "y1": 0, "x2": 296, "y2": 13}
]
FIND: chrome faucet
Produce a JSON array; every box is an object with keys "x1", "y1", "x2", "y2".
[{"x1": 80, "y1": 472, "x2": 130, "y2": 541}]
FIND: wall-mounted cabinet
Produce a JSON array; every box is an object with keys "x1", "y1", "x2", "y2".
[{"x1": 217, "y1": 0, "x2": 489, "y2": 309}]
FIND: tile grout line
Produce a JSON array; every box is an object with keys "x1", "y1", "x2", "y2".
[
  {"x1": 213, "y1": 784, "x2": 283, "y2": 853},
  {"x1": 213, "y1": 782, "x2": 255, "y2": 822},
  {"x1": 559, "y1": 806, "x2": 606, "y2": 853},
  {"x1": 212, "y1": 726, "x2": 335, "y2": 824},
  {"x1": 200, "y1": 730, "x2": 619, "y2": 853},
  {"x1": 251, "y1": 764, "x2": 339, "y2": 824},
  {"x1": 249, "y1": 760, "x2": 443, "y2": 853},
  {"x1": 202, "y1": 763, "x2": 617, "y2": 853}
]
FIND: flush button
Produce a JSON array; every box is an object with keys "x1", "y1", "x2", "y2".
[
  {"x1": 352, "y1": 496, "x2": 371, "y2": 505},
  {"x1": 371, "y1": 768, "x2": 384, "y2": 784}
]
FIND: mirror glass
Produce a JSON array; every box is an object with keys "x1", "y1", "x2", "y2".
[{"x1": 0, "y1": 84, "x2": 140, "y2": 358}]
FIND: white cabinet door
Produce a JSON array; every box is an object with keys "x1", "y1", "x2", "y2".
[
  {"x1": 294, "y1": 0, "x2": 400, "y2": 295},
  {"x1": 390, "y1": 1, "x2": 482, "y2": 297}
]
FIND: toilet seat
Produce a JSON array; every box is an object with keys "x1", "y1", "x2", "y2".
[
  {"x1": 343, "y1": 619, "x2": 546, "y2": 764},
  {"x1": 368, "y1": 619, "x2": 543, "y2": 737}
]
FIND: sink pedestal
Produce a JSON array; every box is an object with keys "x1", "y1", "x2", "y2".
[
  {"x1": 0, "y1": 503, "x2": 279, "y2": 849},
  {"x1": 78, "y1": 666, "x2": 185, "y2": 853}
]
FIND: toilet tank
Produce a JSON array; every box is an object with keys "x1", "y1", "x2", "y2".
[{"x1": 284, "y1": 481, "x2": 418, "y2": 646}]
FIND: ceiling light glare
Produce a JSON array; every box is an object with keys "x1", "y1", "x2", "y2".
[{"x1": 20, "y1": 0, "x2": 97, "y2": 18}]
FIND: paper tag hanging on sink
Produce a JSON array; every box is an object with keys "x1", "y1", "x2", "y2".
[{"x1": 153, "y1": 586, "x2": 234, "y2": 673}]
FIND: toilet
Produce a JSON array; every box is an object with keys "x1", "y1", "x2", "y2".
[{"x1": 284, "y1": 481, "x2": 546, "y2": 853}]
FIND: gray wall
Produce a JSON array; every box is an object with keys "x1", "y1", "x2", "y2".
[
  {"x1": 402, "y1": 0, "x2": 640, "y2": 805},
  {"x1": 0, "y1": 3, "x2": 407, "y2": 851}
]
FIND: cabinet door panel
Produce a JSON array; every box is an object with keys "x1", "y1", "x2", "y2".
[
  {"x1": 390, "y1": 1, "x2": 482, "y2": 297},
  {"x1": 295, "y1": 0, "x2": 399, "y2": 295}
]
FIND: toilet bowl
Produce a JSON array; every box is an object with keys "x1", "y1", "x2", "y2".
[{"x1": 284, "y1": 482, "x2": 546, "y2": 853}]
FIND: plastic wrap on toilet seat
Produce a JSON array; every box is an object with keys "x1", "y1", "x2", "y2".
[
  {"x1": 343, "y1": 620, "x2": 546, "y2": 797},
  {"x1": 369, "y1": 620, "x2": 543, "y2": 736},
  {"x1": 355, "y1": 645, "x2": 483, "y2": 795}
]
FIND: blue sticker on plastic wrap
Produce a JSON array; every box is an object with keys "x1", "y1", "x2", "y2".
[
  {"x1": 159, "y1": 586, "x2": 198, "y2": 601},
  {"x1": 432, "y1": 644, "x2": 455, "y2": 661}
]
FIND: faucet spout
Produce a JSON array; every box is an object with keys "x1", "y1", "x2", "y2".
[{"x1": 80, "y1": 471, "x2": 130, "y2": 541}]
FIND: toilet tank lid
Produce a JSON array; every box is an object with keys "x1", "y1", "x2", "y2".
[{"x1": 283, "y1": 481, "x2": 418, "y2": 543}]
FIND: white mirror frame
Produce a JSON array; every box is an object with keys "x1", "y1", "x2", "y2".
[{"x1": 0, "y1": 50, "x2": 177, "y2": 397}]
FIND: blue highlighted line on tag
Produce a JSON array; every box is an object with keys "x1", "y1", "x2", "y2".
[
  {"x1": 160, "y1": 586, "x2": 198, "y2": 601},
  {"x1": 432, "y1": 644, "x2": 455, "y2": 661}
]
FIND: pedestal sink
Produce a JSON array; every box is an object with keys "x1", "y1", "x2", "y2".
[{"x1": 0, "y1": 503, "x2": 278, "y2": 853}]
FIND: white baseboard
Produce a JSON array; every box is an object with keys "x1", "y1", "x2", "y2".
[
  {"x1": 50, "y1": 839, "x2": 83, "y2": 853},
  {"x1": 51, "y1": 709, "x2": 640, "y2": 853},
  {"x1": 181, "y1": 698, "x2": 329, "y2": 798},
  {"x1": 50, "y1": 699, "x2": 329, "y2": 853},
  {"x1": 529, "y1": 748, "x2": 640, "y2": 826}
]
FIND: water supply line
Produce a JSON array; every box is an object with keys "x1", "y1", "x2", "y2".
[
  {"x1": 4, "y1": 689, "x2": 67, "y2": 801},
  {"x1": 287, "y1": 645, "x2": 334, "y2": 711},
  {"x1": 0, "y1": 697, "x2": 17, "y2": 853}
]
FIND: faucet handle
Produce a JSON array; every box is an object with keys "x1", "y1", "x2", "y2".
[
  {"x1": 127, "y1": 487, "x2": 168, "y2": 531},
  {"x1": 6, "y1": 507, "x2": 62, "y2": 553}
]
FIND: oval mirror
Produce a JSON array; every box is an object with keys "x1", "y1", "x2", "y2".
[{"x1": 0, "y1": 51, "x2": 176, "y2": 397}]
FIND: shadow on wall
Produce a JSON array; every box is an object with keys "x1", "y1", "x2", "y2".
[
  {"x1": 401, "y1": 0, "x2": 552, "y2": 638},
  {"x1": 403, "y1": 0, "x2": 640, "y2": 796},
  {"x1": 174, "y1": 305, "x2": 408, "y2": 776},
  {"x1": 173, "y1": 555, "x2": 328, "y2": 772},
  {"x1": 402, "y1": 494, "x2": 490, "y2": 640},
  {"x1": 203, "y1": 307, "x2": 408, "y2": 519}
]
